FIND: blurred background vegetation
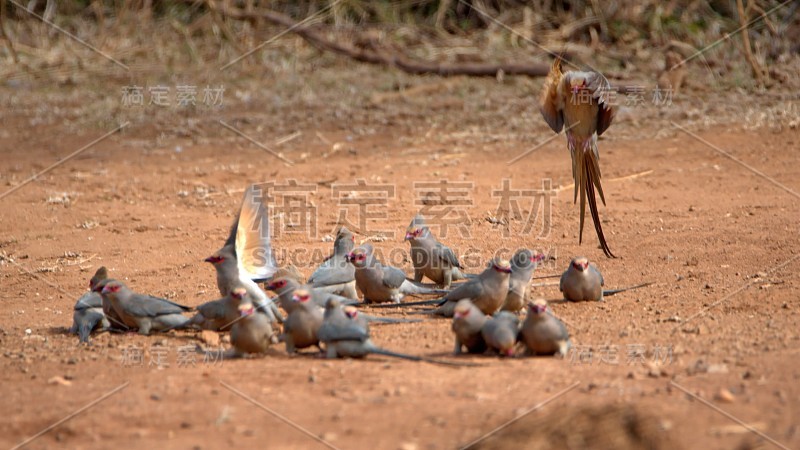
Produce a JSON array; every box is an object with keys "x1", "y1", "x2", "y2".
[{"x1": 1, "y1": 1, "x2": 797, "y2": 86}]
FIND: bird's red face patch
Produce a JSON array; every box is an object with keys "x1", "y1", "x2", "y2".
[
  {"x1": 532, "y1": 253, "x2": 546, "y2": 263},
  {"x1": 268, "y1": 279, "x2": 287, "y2": 290},
  {"x1": 347, "y1": 252, "x2": 366, "y2": 264},
  {"x1": 529, "y1": 302, "x2": 547, "y2": 315},
  {"x1": 404, "y1": 227, "x2": 424, "y2": 240},
  {"x1": 572, "y1": 260, "x2": 588, "y2": 271},
  {"x1": 493, "y1": 263, "x2": 512, "y2": 274},
  {"x1": 102, "y1": 284, "x2": 121, "y2": 294},
  {"x1": 205, "y1": 255, "x2": 224, "y2": 264}
]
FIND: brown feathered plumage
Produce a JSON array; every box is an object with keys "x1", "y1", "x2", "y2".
[{"x1": 539, "y1": 57, "x2": 616, "y2": 257}]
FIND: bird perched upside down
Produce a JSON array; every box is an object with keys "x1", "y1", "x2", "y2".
[{"x1": 539, "y1": 56, "x2": 616, "y2": 257}]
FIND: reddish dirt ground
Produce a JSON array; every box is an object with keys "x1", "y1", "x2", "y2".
[{"x1": 1, "y1": 60, "x2": 799, "y2": 449}]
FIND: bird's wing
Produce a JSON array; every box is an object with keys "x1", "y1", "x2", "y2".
[
  {"x1": 318, "y1": 321, "x2": 369, "y2": 342},
  {"x1": 432, "y1": 241, "x2": 462, "y2": 268},
  {"x1": 196, "y1": 299, "x2": 228, "y2": 320},
  {"x1": 592, "y1": 266, "x2": 605, "y2": 286},
  {"x1": 550, "y1": 313, "x2": 570, "y2": 340},
  {"x1": 584, "y1": 71, "x2": 615, "y2": 136},
  {"x1": 308, "y1": 257, "x2": 334, "y2": 283},
  {"x1": 236, "y1": 184, "x2": 278, "y2": 281},
  {"x1": 309, "y1": 263, "x2": 355, "y2": 287},
  {"x1": 445, "y1": 277, "x2": 486, "y2": 301},
  {"x1": 74, "y1": 292, "x2": 102, "y2": 310},
  {"x1": 127, "y1": 295, "x2": 190, "y2": 317},
  {"x1": 381, "y1": 265, "x2": 408, "y2": 289},
  {"x1": 539, "y1": 57, "x2": 565, "y2": 133}
]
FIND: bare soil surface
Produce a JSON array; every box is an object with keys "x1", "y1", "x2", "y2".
[{"x1": 1, "y1": 57, "x2": 799, "y2": 450}]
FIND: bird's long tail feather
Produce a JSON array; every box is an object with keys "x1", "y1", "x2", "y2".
[
  {"x1": 366, "y1": 298, "x2": 445, "y2": 308},
  {"x1": 370, "y1": 348, "x2": 481, "y2": 367},
  {"x1": 402, "y1": 281, "x2": 450, "y2": 296},
  {"x1": 603, "y1": 281, "x2": 654, "y2": 297},
  {"x1": 573, "y1": 139, "x2": 614, "y2": 258},
  {"x1": 361, "y1": 314, "x2": 423, "y2": 324}
]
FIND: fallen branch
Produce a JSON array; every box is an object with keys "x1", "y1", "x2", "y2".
[
  {"x1": 736, "y1": 0, "x2": 767, "y2": 85},
  {"x1": 212, "y1": 3, "x2": 550, "y2": 78}
]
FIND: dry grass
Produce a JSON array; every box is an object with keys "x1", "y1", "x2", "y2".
[{"x1": 1, "y1": 1, "x2": 796, "y2": 85}]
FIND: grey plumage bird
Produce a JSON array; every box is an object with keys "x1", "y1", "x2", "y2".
[
  {"x1": 267, "y1": 276, "x2": 418, "y2": 325},
  {"x1": 317, "y1": 297, "x2": 422, "y2": 361},
  {"x1": 347, "y1": 244, "x2": 448, "y2": 303},
  {"x1": 501, "y1": 249, "x2": 545, "y2": 313},
  {"x1": 100, "y1": 280, "x2": 191, "y2": 335},
  {"x1": 281, "y1": 288, "x2": 324, "y2": 354},
  {"x1": 560, "y1": 256, "x2": 652, "y2": 301},
  {"x1": 451, "y1": 299, "x2": 488, "y2": 355},
  {"x1": 519, "y1": 299, "x2": 570, "y2": 357},
  {"x1": 540, "y1": 57, "x2": 616, "y2": 257},
  {"x1": 559, "y1": 256, "x2": 604, "y2": 301},
  {"x1": 230, "y1": 288, "x2": 276, "y2": 356},
  {"x1": 319, "y1": 299, "x2": 478, "y2": 367},
  {"x1": 481, "y1": 311, "x2": 520, "y2": 356},
  {"x1": 187, "y1": 292, "x2": 240, "y2": 331},
  {"x1": 205, "y1": 185, "x2": 282, "y2": 322},
  {"x1": 267, "y1": 276, "x2": 357, "y2": 313},
  {"x1": 369, "y1": 257, "x2": 512, "y2": 318},
  {"x1": 432, "y1": 258, "x2": 513, "y2": 317},
  {"x1": 308, "y1": 227, "x2": 358, "y2": 299},
  {"x1": 404, "y1": 214, "x2": 471, "y2": 288},
  {"x1": 70, "y1": 267, "x2": 112, "y2": 344}
]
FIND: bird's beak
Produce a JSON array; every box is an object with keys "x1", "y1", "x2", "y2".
[
  {"x1": 496, "y1": 265, "x2": 512, "y2": 273},
  {"x1": 345, "y1": 253, "x2": 355, "y2": 262},
  {"x1": 238, "y1": 304, "x2": 254, "y2": 317},
  {"x1": 203, "y1": 256, "x2": 214, "y2": 263},
  {"x1": 404, "y1": 232, "x2": 413, "y2": 241}
]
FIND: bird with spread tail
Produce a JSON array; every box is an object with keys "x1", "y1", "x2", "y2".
[{"x1": 539, "y1": 56, "x2": 616, "y2": 257}]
